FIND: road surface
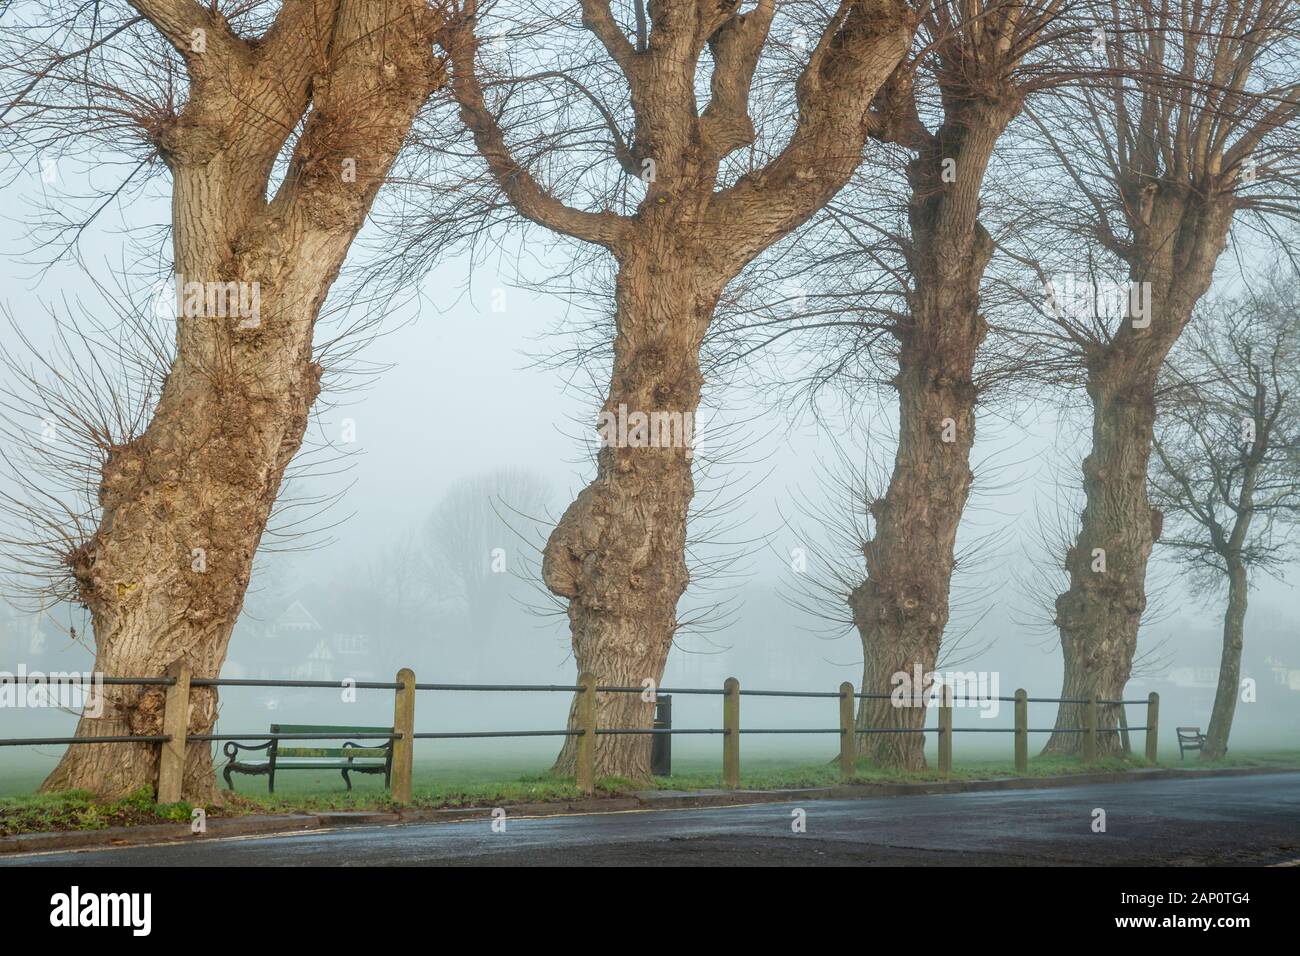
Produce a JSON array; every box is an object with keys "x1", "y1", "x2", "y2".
[{"x1": 7, "y1": 772, "x2": 1300, "y2": 866}]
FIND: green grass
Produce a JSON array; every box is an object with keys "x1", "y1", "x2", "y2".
[
  {"x1": 1161, "y1": 747, "x2": 1300, "y2": 770},
  {"x1": 228, "y1": 772, "x2": 596, "y2": 814},
  {"x1": 654, "y1": 752, "x2": 1154, "y2": 791},
  {"x1": 0, "y1": 788, "x2": 193, "y2": 837},
  {"x1": 2, "y1": 748, "x2": 1296, "y2": 837}
]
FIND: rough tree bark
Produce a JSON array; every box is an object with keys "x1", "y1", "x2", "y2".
[
  {"x1": 1036, "y1": 0, "x2": 1299, "y2": 755},
  {"x1": 847, "y1": 3, "x2": 1045, "y2": 768},
  {"x1": 445, "y1": 0, "x2": 915, "y2": 779},
  {"x1": 42, "y1": 0, "x2": 444, "y2": 801},
  {"x1": 850, "y1": 128, "x2": 1003, "y2": 769},
  {"x1": 1045, "y1": 193, "x2": 1234, "y2": 754},
  {"x1": 546, "y1": 246, "x2": 719, "y2": 776}
]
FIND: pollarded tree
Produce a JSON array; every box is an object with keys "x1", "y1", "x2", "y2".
[
  {"x1": 1022, "y1": 0, "x2": 1300, "y2": 753},
  {"x1": 842, "y1": 0, "x2": 1080, "y2": 769},
  {"x1": 1151, "y1": 271, "x2": 1300, "y2": 759},
  {"x1": 705, "y1": 0, "x2": 1087, "y2": 769},
  {"x1": 0, "y1": 0, "x2": 447, "y2": 799},
  {"x1": 437, "y1": 0, "x2": 915, "y2": 779}
]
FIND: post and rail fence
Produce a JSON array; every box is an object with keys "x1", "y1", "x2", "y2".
[{"x1": 0, "y1": 669, "x2": 1159, "y2": 803}]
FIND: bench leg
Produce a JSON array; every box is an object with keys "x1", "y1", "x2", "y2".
[
  {"x1": 223, "y1": 766, "x2": 236, "y2": 791},
  {"x1": 269, "y1": 770, "x2": 275, "y2": 795},
  {"x1": 341, "y1": 769, "x2": 352, "y2": 791}
]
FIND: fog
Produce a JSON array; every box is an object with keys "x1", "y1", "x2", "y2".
[{"x1": 1, "y1": 164, "x2": 1296, "y2": 795}]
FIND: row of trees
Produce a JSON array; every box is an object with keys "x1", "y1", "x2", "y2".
[{"x1": 0, "y1": 0, "x2": 1296, "y2": 796}]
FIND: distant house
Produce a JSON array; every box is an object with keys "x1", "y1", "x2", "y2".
[
  {"x1": 276, "y1": 600, "x2": 321, "y2": 633},
  {"x1": 225, "y1": 597, "x2": 377, "y2": 684},
  {"x1": 1167, "y1": 666, "x2": 1220, "y2": 689},
  {"x1": 1265, "y1": 657, "x2": 1300, "y2": 692}
]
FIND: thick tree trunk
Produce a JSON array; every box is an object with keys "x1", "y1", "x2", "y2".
[
  {"x1": 1203, "y1": 560, "x2": 1248, "y2": 759},
  {"x1": 545, "y1": 245, "x2": 718, "y2": 781},
  {"x1": 849, "y1": 301, "x2": 985, "y2": 769},
  {"x1": 43, "y1": 284, "x2": 322, "y2": 803},
  {"x1": 1044, "y1": 363, "x2": 1161, "y2": 755},
  {"x1": 42, "y1": 0, "x2": 442, "y2": 801},
  {"x1": 849, "y1": 109, "x2": 1002, "y2": 770},
  {"x1": 43, "y1": 210, "x2": 369, "y2": 801},
  {"x1": 1046, "y1": 187, "x2": 1234, "y2": 755}
]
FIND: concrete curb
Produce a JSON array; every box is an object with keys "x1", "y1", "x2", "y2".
[
  {"x1": 392, "y1": 796, "x2": 644, "y2": 825},
  {"x1": 628, "y1": 765, "x2": 1300, "y2": 809},
  {"x1": 0, "y1": 814, "x2": 322, "y2": 856},
  {"x1": 2, "y1": 765, "x2": 1293, "y2": 857}
]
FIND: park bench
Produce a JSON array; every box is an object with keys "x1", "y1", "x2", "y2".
[
  {"x1": 222, "y1": 724, "x2": 394, "y2": 793},
  {"x1": 1176, "y1": 726, "x2": 1209, "y2": 759}
]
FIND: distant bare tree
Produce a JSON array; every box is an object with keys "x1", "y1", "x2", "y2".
[
  {"x1": 1151, "y1": 271, "x2": 1300, "y2": 759},
  {"x1": 423, "y1": 467, "x2": 552, "y2": 640}
]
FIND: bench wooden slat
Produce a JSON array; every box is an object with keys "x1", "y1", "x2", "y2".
[
  {"x1": 276, "y1": 747, "x2": 388, "y2": 759},
  {"x1": 270, "y1": 724, "x2": 393, "y2": 735},
  {"x1": 233, "y1": 761, "x2": 386, "y2": 771}
]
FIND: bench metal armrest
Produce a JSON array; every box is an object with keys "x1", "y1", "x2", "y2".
[{"x1": 223, "y1": 739, "x2": 274, "y2": 762}]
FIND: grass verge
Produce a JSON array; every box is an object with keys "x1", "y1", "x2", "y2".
[
  {"x1": 0, "y1": 788, "x2": 193, "y2": 837},
  {"x1": 3, "y1": 749, "x2": 1296, "y2": 836}
]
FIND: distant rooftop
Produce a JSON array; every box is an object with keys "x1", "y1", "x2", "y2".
[{"x1": 275, "y1": 599, "x2": 322, "y2": 632}]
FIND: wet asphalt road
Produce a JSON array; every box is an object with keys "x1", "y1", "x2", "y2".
[{"x1": 7, "y1": 772, "x2": 1300, "y2": 866}]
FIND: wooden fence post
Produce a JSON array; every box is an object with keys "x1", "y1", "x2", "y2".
[
  {"x1": 1014, "y1": 688, "x2": 1028, "y2": 776},
  {"x1": 1145, "y1": 692, "x2": 1160, "y2": 764},
  {"x1": 391, "y1": 668, "x2": 415, "y2": 804},
  {"x1": 157, "y1": 661, "x2": 191, "y2": 804},
  {"x1": 937, "y1": 684, "x2": 953, "y2": 776},
  {"x1": 576, "y1": 671, "x2": 597, "y2": 795},
  {"x1": 1083, "y1": 695, "x2": 1098, "y2": 763},
  {"x1": 723, "y1": 677, "x2": 740, "y2": 789},
  {"x1": 839, "y1": 681, "x2": 855, "y2": 780}
]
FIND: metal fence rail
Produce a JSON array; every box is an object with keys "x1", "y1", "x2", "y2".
[{"x1": 0, "y1": 667, "x2": 1160, "y2": 802}]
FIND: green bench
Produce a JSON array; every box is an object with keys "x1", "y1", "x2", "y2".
[{"x1": 221, "y1": 724, "x2": 394, "y2": 793}]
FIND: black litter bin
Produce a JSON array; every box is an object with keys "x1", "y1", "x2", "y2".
[{"x1": 651, "y1": 694, "x2": 672, "y2": 777}]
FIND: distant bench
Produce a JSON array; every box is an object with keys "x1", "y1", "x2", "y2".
[
  {"x1": 222, "y1": 724, "x2": 394, "y2": 794},
  {"x1": 1176, "y1": 726, "x2": 1211, "y2": 759}
]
